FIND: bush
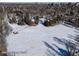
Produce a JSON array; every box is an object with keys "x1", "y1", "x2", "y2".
[
  {"x1": 53, "y1": 15, "x2": 61, "y2": 23},
  {"x1": 43, "y1": 20, "x2": 54, "y2": 26},
  {"x1": 34, "y1": 16, "x2": 39, "y2": 24},
  {"x1": 23, "y1": 12, "x2": 30, "y2": 24},
  {"x1": 17, "y1": 19, "x2": 25, "y2": 25}
]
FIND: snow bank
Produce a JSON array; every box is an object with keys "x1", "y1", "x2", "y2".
[{"x1": 6, "y1": 23, "x2": 77, "y2": 56}]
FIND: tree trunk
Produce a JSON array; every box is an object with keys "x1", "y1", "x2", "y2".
[{"x1": 0, "y1": 12, "x2": 7, "y2": 56}]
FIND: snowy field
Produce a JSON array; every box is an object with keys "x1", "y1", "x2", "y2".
[{"x1": 5, "y1": 22, "x2": 78, "y2": 56}]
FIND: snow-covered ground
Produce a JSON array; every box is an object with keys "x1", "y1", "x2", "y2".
[{"x1": 5, "y1": 21, "x2": 78, "y2": 56}]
